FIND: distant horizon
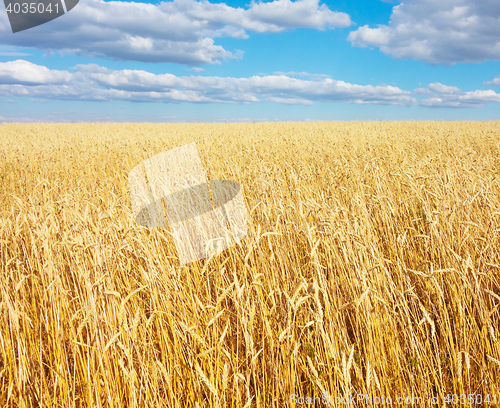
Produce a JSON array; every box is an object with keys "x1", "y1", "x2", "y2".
[{"x1": 2, "y1": 119, "x2": 500, "y2": 124}]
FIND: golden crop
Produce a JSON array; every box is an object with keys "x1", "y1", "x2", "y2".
[{"x1": 1, "y1": 121, "x2": 500, "y2": 407}]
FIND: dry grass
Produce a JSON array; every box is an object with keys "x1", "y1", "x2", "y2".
[{"x1": 1, "y1": 121, "x2": 500, "y2": 407}]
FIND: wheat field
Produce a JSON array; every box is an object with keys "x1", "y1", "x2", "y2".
[{"x1": 1, "y1": 121, "x2": 500, "y2": 407}]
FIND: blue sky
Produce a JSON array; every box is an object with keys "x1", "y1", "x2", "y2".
[{"x1": 0, "y1": 0, "x2": 500, "y2": 122}]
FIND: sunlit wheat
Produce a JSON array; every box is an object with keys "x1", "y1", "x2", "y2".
[{"x1": 0, "y1": 121, "x2": 499, "y2": 407}]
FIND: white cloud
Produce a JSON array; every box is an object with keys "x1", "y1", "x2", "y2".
[
  {"x1": 246, "y1": 0, "x2": 350, "y2": 30},
  {"x1": 267, "y1": 96, "x2": 313, "y2": 105},
  {"x1": 348, "y1": 0, "x2": 500, "y2": 65},
  {"x1": 413, "y1": 87, "x2": 432, "y2": 95},
  {"x1": 418, "y1": 82, "x2": 500, "y2": 108},
  {"x1": 428, "y1": 82, "x2": 461, "y2": 94},
  {"x1": 0, "y1": 60, "x2": 415, "y2": 106},
  {"x1": 0, "y1": 0, "x2": 350, "y2": 65},
  {"x1": 0, "y1": 60, "x2": 73, "y2": 85},
  {"x1": 483, "y1": 76, "x2": 500, "y2": 87},
  {"x1": 349, "y1": 25, "x2": 391, "y2": 47}
]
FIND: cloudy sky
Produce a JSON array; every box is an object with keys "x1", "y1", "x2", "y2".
[{"x1": 0, "y1": 0, "x2": 500, "y2": 122}]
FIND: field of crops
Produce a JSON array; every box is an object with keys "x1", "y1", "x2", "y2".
[{"x1": 1, "y1": 121, "x2": 500, "y2": 407}]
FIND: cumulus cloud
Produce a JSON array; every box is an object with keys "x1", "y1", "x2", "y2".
[
  {"x1": 0, "y1": 60, "x2": 415, "y2": 106},
  {"x1": 0, "y1": 0, "x2": 350, "y2": 65},
  {"x1": 348, "y1": 0, "x2": 500, "y2": 65},
  {"x1": 428, "y1": 83, "x2": 461, "y2": 94},
  {"x1": 418, "y1": 82, "x2": 500, "y2": 108},
  {"x1": 267, "y1": 96, "x2": 313, "y2": 105},
  {"x1": 0, "y1": 60, "x2": 73, "y2": 85},
  {"x1": 483, "y1": 76, "x2": 500, "y2": 87},
  {"x1": 245, "y1": 0, "x2": 350, "y2": 30}
]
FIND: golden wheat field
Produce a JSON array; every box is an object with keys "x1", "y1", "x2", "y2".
[{"x1": 1, "y1": 121, "x2": 500, "y2": 407}]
